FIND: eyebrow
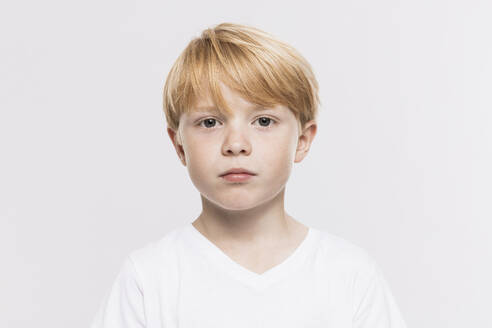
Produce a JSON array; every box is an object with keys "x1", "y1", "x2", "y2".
[
  {"x1": 193, "y1": 106, "x2": 220, "y2": 112},
  {"x1": 193, "y1": 105, "x2": 270, "y2": 112}
]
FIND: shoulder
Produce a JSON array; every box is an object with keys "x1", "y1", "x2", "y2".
[
  {"x1": 125, "y1": 224, "x2": 190, "y2": 278},
  {"x1": 312, "y1": 227, "x2": 378, "y2": 276}
]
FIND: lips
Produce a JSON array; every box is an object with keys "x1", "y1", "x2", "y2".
[{"x1": 219, "y1": 167, "x2": 256, "y2": 177}]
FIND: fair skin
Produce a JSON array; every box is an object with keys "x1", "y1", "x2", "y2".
[{"x1": 167, "y1": 81, "x2": 317, "y2": 274}]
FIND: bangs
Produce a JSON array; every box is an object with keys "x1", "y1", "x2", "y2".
[{"x1": 183, "y1": 39, "x2": 295, "y2": 116}]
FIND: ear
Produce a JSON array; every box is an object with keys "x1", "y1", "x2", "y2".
[
  {"x1": 167, "y1": 127, "x2": 187, "y2": 166},
  {"x1": 294, "y1": 120, "x2": 317, "y2": 163}
]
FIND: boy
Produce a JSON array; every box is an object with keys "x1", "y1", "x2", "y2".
[{"x1": 91, "y1": 22, "x2": 407, "y2": 327}]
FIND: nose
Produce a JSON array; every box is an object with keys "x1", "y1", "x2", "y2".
[{"x1": 221, "y1": 122, "x2": 252, "y2": 156}]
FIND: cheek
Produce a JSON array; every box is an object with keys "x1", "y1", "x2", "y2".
[
  {"x1": 258, "y1": 133, "x2": 297, "y2": 172},
  {"x1": 183, "y1": 135, "x2": 212, "y2": 161},
  {"x1": 184, "y1": 138, "x2": 219, "y2": 175}
]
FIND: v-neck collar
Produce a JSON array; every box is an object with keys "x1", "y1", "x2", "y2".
[{"x1": 183, "y1": 222, "x2": 318, "y2": 292}]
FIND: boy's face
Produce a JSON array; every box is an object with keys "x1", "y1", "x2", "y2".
[{"x1": 167, "y1": 81, "x2": 316, "y2": 211}]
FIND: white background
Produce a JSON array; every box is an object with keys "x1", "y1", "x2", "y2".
[{"x1": 1, "y1": 0, "x2": 491, "y2": 327}]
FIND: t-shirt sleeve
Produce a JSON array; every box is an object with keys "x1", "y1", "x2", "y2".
[
  {"x1": 91, "y1": 255, "x2": 146, "y2": 328},
  {"x1": 352, "y1": 258, "x2": 407, "y2": 328}
]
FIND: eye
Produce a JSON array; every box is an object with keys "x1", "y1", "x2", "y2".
[
  {"x1": 197, "y1": 116, "x2": 276, "y2": 129},
  {"x1": 254, "y1": 116, "x2": 276, "y2": 128},
  {"x1": 198, "y1": 118, "x2": 221, "y2": 129}
]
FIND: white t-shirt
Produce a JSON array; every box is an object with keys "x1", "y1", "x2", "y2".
[{"x1": 91, "y1": 223, "x2": 407, "y2": 328}]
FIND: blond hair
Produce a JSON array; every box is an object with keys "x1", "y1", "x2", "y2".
[{"x1": 163, "y1": 22, "x2": 320, "y2": 132}]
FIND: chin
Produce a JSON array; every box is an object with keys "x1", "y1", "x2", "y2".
[
  {"x1": 216, "y1": 199, "x2": 258, "y2": 211},
  {"x1": 205, "y1": 193, "x2": 266, "y2": 212}
]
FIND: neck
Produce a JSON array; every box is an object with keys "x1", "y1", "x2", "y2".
[{"x1": 193, "y1": 187, "x2": 297, "y2": 246}]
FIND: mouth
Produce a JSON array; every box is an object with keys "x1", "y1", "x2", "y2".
[
  {"x1": 219, "y1": 167, "x2": 257, "y2": 182},
  {"x1": 219, "y1": 167, "x2": 257, "y2": 177},
  {"x1": 220, "y1": 172, "x2": 255, "y2": 182}
]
